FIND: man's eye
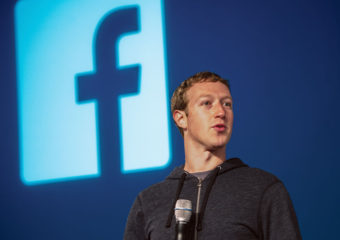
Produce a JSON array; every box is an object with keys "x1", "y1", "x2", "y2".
[
  {"x1": 223, "y1": 102, "x2": 232, "y2": 107},
  {"x1": 203, "y1": 101, "x2": 211, "y2": 105}
]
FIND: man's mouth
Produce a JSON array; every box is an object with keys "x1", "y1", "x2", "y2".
[{"x1": 213, "y1": 124, "x2": 226, "y2": 132}]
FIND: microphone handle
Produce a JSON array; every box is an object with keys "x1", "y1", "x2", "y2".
[{"x1": 175, "y1": 222, "x2": 188, "y2": 240}]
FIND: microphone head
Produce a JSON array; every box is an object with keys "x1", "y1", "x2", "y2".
[{"x1": 175, "y1": 199, "x2": 192, "y2": 223}]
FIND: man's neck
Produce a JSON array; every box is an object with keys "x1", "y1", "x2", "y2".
[{"x1": 183, "y1": 142, "x2": 226, "y2": 173}]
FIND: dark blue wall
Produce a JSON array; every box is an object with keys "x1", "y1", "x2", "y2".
[{"x1": 1, "y1": 0, "x2": 340, "y2": 239}]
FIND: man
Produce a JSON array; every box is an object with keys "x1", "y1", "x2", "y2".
[{"x1": 124, "y1": 72, "x2": 302, "y2": 240}]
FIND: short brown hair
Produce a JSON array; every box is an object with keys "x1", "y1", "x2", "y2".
[{"x1": 171, "y1": 71, "x2": 231, "y2": 135}]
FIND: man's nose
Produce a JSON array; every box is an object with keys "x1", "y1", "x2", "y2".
[{"x1": 214, "y1": 102, "x2": 226, "y2": 118}]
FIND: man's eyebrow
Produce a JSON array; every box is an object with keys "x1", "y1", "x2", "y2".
[
  {"x1": 196, "y1": 94, "x2": 232, "y2": 99},
  {"x1": 221, "y1": 96, "x2": 233, "y2": 100},
  {"x1": 195, "y1": 95, "x2": 232, "y2": 102}
]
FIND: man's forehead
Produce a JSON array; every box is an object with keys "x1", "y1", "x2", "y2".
[{"x1": 186, "y1": 81, "x2": 231, "y2": 99}]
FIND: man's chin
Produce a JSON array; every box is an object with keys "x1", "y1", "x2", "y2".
[{"x1": 209, "y1": 141, "x2": 228, "y2": 151}]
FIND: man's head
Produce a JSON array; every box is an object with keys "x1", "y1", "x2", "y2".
[
  {"x1": 171, "y1": 72, "x2": 233, "y2": 150},
  {"x1": 171, "y1": 72, "x2": 231, "y2": 134}
]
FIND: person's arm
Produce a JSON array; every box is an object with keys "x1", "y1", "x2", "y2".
[
  {"x1": 124, "y1": 195, "x2": 147, "y2": 240},
  {"x1": 258, "y1": 181, "x2": 302, "y2": 240}
]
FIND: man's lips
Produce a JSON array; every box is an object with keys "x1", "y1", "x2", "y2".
[{"x1": 213, "y1": 124, "x2": 226, "y2": 132}]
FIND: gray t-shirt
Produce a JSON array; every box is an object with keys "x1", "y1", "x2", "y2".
[{"x1": 189, "y1": 170, "x2": 213, "y2": 180}]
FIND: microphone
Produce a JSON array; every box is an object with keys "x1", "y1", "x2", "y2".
[{"x1": 175, "y1": 199, "x2": 192, "y2": 240}]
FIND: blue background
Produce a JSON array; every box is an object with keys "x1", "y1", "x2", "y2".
[{"x1": 1, "y1": 0, "x2": 340, "y2": 239}]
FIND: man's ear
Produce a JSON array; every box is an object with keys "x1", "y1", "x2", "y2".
[{"x1": 173, "y1": 110, "x2": 187, "y2": 129}]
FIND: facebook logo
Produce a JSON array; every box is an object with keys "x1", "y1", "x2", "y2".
[{"x1": 15, "y1": 0, "x2": 171, "y2": 185}]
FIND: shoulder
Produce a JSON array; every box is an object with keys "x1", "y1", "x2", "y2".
[
  {"x1": 139, "y1": 180, "x2": 168, "y2": 197},
  {"x1": 136, "y1": 178, "x2": 177, "y2": 206},
  {"x1": 137, "y1": 166, "x2": 185, "y2": 202},
  {"x1": 239, "y1": 166, "x2": 279, "y2": 183},
  {"x1": 223, "y1": 165, "x2": 280, "y2": 186},
  {"x1": 219, "y1": 158, "x2": 280, "y2": 188},
  {"x1": 215, "y1": 165, "x2": 285, "y2": 202}
]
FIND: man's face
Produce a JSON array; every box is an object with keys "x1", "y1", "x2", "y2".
[{"x1": 182, "y1": 81, "x2": 233, "y2": 150}]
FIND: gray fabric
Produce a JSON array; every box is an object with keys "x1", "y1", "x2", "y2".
[
  {"x1": 124, "y1": 158, "x2": 302, "y2": 240},
  {"x1": 189, "y1": 169, "x2": 213, "y2": 180}
]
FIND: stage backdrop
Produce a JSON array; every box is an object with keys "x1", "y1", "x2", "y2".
[{"x1": 1, "y1": 0, "x2": 339, "y2": 239}]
